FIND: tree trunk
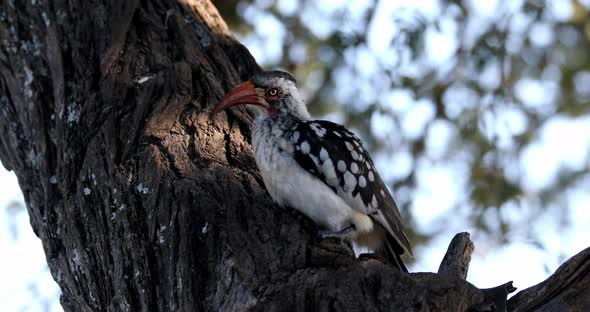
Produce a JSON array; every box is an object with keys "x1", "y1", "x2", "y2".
[{"x1": 0, "y1": 1, "x2": 587, "y2": 311}]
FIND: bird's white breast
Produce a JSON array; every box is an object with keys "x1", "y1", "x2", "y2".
[{"x1": 252, "y1": 119, "x2": 358, "y2": 232}]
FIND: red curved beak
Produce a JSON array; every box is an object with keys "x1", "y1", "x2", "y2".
[{"x1": 209, "y1": 81, "x2": 268, "y2": 119}]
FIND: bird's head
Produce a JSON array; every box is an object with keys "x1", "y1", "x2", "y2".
[{"x1": 209, "y1": 70, "x2": 310, "y2": 120}]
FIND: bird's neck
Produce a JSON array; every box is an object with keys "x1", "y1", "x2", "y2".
[
  {"x1": 252, "y1": 113, "x2": 309, "y2": 151},
  {"x1": 254, "y1": 110, "x2": 310, "y2": 126},
  {"x1": 290, "y1": 102, "x2": 312, "y2": 120}
]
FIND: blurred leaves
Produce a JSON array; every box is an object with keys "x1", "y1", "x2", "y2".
[{"x1": 220, "y1": 0, "x2": 590, "y2": 248}]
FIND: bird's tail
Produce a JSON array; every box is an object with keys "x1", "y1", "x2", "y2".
[{"x1": 382, "y1": 236, "x2": 408, "y2": 273}]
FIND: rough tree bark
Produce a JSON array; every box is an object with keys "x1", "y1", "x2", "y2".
[{"x1": 0, "y1": 1, "x2": 588, "y2": 311}]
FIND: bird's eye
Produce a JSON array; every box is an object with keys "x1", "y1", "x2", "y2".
[{"x1": 268, "y1": 88, "x2": 278, "y2": 96}]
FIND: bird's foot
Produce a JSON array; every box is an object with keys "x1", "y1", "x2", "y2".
[
  {"x1": 317, "y1": 224, "x2": 356, "y2": 239},
  {"x1": 358, "y1": 252, "x2": 386, "y2": 263}
]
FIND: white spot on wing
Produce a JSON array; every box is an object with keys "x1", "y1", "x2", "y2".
[
  {"x1": 337, "y1": 160, "x2": 347, "y2": 173},
  {"x1": 322, "y1": 159, "x2": 338, "y2": 186},
  {"x1": 368, "y1": 171, "x2": 375, "y2": 182},
  {"x1": 359, "y1": 175, "x2": 366, "y2": 187},
  {"x1": 319, "y1": 148, "x2": 329, "y2": 161},
  {"x1": 301, "y1": 141, "x2": 311, "y2": 154},
  {"x1": 322, "y1": 159, "x2": 337, "y2": 179},
  {"x1": 351, "y1": 150, "x2": 359, "y2": 160},
  {"x1": 310, "y1": 122, "x2": 327, "y2": 137},
  {"x1": 327, "y1": 177, "x2": 339, "y2": 186},
  {"x1": 350, "y1": 162, "x2": 359, "y2": 174},
  {"x1": 343, "y1": 171, "x2": 356, "y2": 192},
  {"x1": 292, "y1": 131, "x2": 300, "y2": 143},
  {"x1": 345, "y1": 142, "x2": 354, "y2": 151},
  {"x1": 316, "y1": 128, "x2": 326, "y2": 137}
]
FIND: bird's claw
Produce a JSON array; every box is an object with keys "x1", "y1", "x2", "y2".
[{"x1": 317, "y1": 224, "x2": 355, "y2": 239}]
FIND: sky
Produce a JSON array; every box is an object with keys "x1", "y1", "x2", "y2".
[
  {"x1": 1, "y1": 0, "x2": 590, "y2": 311},
  {"x1": 0, "y1": 168, "x2": 61, "y2": 311}
]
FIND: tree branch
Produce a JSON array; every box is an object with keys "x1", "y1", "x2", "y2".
[
  {"x1": 508, "y1": 247, "x2": 590, "y2": 311},
  {"x1": 438, "y1": 232, "x2": 474, "y2": 280}
]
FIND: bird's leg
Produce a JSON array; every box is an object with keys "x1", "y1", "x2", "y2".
[
  {"x1": 318, "y1": 224, "x2": 356, "y2": 239},
  {"x1": 358, "y1": 253, "x2": 385, "y2": 263},
  {"x1": 314, "y1": 226, "x2": 356, "y2": 259}
]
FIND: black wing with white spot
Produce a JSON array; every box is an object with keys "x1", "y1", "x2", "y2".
[{"x1": 288, "y1": 120, "x2": 412, "y2": 257}]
